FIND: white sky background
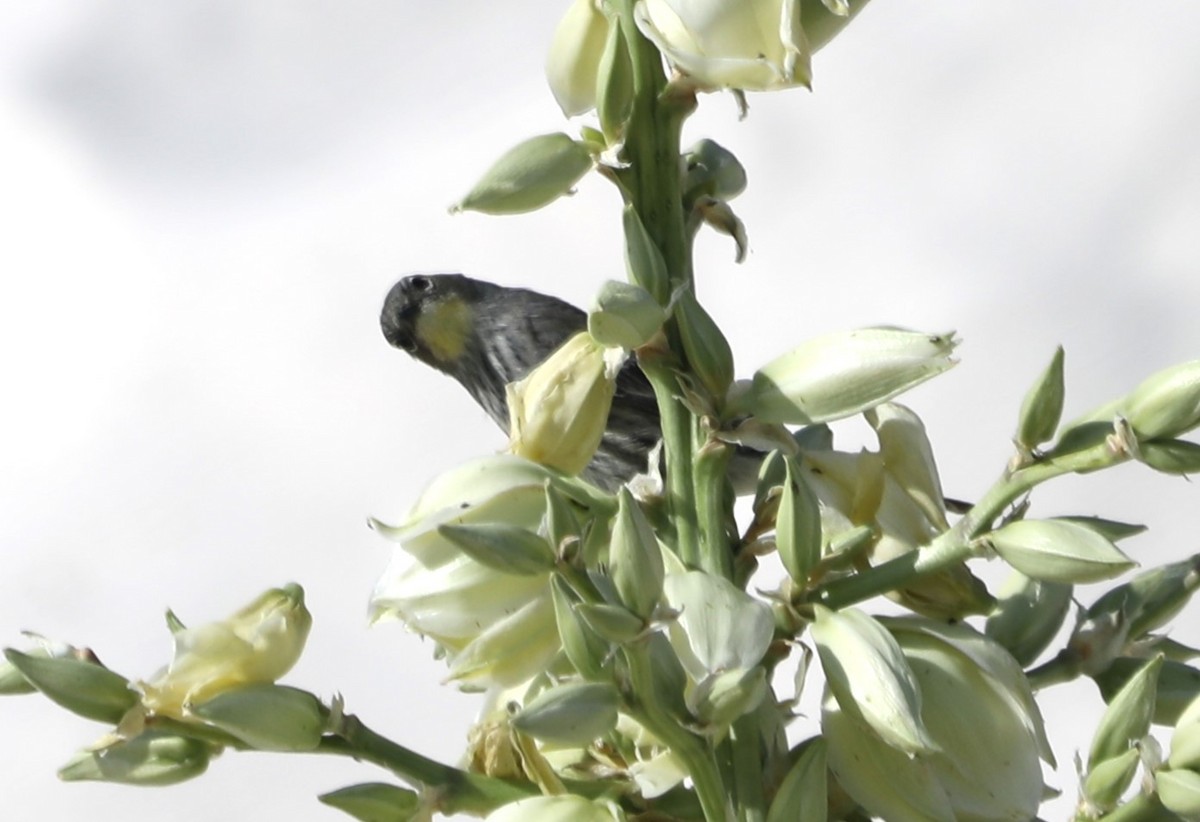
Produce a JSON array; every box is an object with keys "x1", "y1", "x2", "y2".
[{"x1": 1, "y1": 2, "x2": 1198, "y2": 820}]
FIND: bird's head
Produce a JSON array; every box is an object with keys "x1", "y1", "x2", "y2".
[{"x1": 380, "y1": 274, "x2": 481, "y2": 374}]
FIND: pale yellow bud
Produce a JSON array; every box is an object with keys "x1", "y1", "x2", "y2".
[{"x1": 508, "y1": 331, "x2": 617, "y2": 477}]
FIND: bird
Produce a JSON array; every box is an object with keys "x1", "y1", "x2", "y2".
[{"x1": 380, "y1": 273, "x2": 662, "y2": 491}]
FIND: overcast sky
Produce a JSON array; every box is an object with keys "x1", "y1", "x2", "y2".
[{"x1": 2, "y1": 3, "x2": 1199, "y2": 820}]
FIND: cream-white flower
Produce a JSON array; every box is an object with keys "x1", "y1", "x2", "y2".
[
  {"x1": 138, "y1": 585, "x2": 311, "y2": 720},
  {"x1": 634, "y1": 0, "x2": 870, "y2": 92},
  {"x1": 823, "y1": 619, "x2": 1048, "y2": 822}
]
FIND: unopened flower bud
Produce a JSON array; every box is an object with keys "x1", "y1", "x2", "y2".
[
  {"x1": 59, "y1": 731, "x2": 212, "y2": 786},
  {"x1": 1094, "y1": 658, "x2": 1200, "y2": 726},
  {"x1": 622, "y1": 205, "x2": 670, "y2": 303},
  {"x1": 512, "y1": 681, "x2": 619, "y2": 745},
  {"x1": 775, "y1": 454, "x2": 822, "y2": 584},
  {"x1": 1169, "y1": 694, "x2": 1200, "y2": 770},
  {"x1": 743, "y1": 328, "x2": 958, "y2": 425},
  {"x1": 588, "y1": 280, "x2": 665, "y2": 350},
  {"x1": 3, "y1": 648, "x2": 136, "y2": 723},
  {"x1": 1089, "y1": 655, "x2": 1162, "y2": 769},
  {"x1": 676, "y1": 290, "x2": 735, "y2": 402},
  {"x1": 551, "y1": 576, "x2": 611, "y2": 680},
  {"x1": 318, "y1": 782, "x2": 420, "y2": 821},
  {"x1": 1083, "y1": 746, "x2": 1141, "y2": 811},
  {"x1": 453, "y1": 133, "x2": 593, "y2": 215},
  {"x1": 1124, "y1": 360, "x2": 1200, "y2": 440},
  {"x1": 986, "y1": 519, "x2": 1135, "y2": 584},
  {"x1": 575, "y1": 601, "x2": 646, "y2": 644},
  {"x1": 1138, "y1": 438, "x2": 1200, "y2": 476},
  {"x1": 546, "y1": 0, "x2": 610, "y2": 116},
  {"x1": 596, "y1": 17, "x2": 633, "y2": 143},
  {"x1": 610, "y1": 488, "x2": 664, "y2": 618},
  {"x1": 985, "y1": 571, "x2": 1073, "y2": 667},
  {"x1": 1156, "y1": 768, "x2": 1200, "y2": 818},
  {"x1": 1086, "y1": 554, "x2": 1200, "y2": 643},
  {"x1": 186, "y1": 684, "x2": 327, "y2": 752},
  {"x1": 507, "y1": 331, "x2": 617, "y2": 477},
  {"x1": 811, "y1": 606, "x2": 936, "y2": 756},
  {"x1": 1015, "y1": 345, "x2": 1066, "y2": 452}
]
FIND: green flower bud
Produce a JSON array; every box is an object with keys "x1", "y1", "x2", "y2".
[
  {"x1": 318, "y1": 782, "x2": 421, "y2": 822},
  {"x1": 1169, "y1": 695, "x2": 1200, "y2": 770},
  {"x1": 575, "y1": 601, "x2": 646, "y2": 644},
  {"x1": 766, "y1": 737, "x2": 828, "y2": 822},
  {"x1": 453, "y1": 133, "x2": 593, "y2": 215},
  {"x1": 683, "y1": 139, "x2": 747, "y2": 202},
  {"x1": 3, "y1": 648, "x2": 137, "y2": 723},
  {"x1": 810, "y1": 606, "x2": 936, "y2": 756},
  {"x1": 610, "y1": 488, "x2": 665, "y2": 619},
  {"x1": 1090, "y1": 655, "x2": 1162, "y2": 769},
  {"x1": 511, "y1": 681, "x2": 619, "y2": 746},
  {"x1": 986, "y1": 518, "x2": 1135, "y2": 584},
  {"x1": 550, "y1": 576, "x2": 611, "y2": 681},
  {"x1": 1124, "y1": 360, "x2": 1200, "y2": 440},
  {"x1": 596, "y1": 17, "x2": 633, "y2": 143},
  {"x1": 1015, "y1": 345, "x2": 1066, "y2": 452},
  {"x1": 543, "y1": 481, "x2": 583, "y2": 557},
  {"x1": 436, "y1": 523, "x2": 556, "y2": 576},
  {"x1": 588, "y1": 280, "x2": 665, "y2": 350},
  {"x1": 622, "y1": 205, "x2": 669, "y2": 304},
  {"x1": 186, "y1": 684, "x2": 327, "y2": 752},
  {"x1": 1139, "y1": 438, "x2": 1200, "y2": 475},
  {"x1": 1094, "y1": 658, "x2": 1200, "y2": 727},
  {"x1": 1087, "y1": 554, "x2": 1200, "y2": 642},
  {"x1": 59, "y1": 731, "x2": 212, "y2": 786},
  {"x1": 1156, "y1": 768, "x2": 1200, "y2": 818},
  {"x1": 676, "y1": 290, "x2": 735, "y2": 400},
  {"x1": 985, "y1": 571, "x2": 1073, "y2": 667},
  {"x1": 744, "y1": 328, "x2": 958, "y2": 425},
  {"x1": 1084, "y1": 746, "x2": 1142, "y2": 811},
  {"x1": 775, "y1": 454, "x2": 822, "y2": 584}
]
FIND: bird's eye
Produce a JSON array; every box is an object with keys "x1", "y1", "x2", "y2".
[{"x1": 408, "y1": 275, "x2": 432, "y2": 293}]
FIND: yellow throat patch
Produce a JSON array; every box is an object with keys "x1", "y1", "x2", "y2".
[{"x1": 414, "y1": 294, "x2": 472, "y2": 365}]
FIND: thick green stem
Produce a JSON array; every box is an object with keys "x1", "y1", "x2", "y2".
[
  {"x1": 318, "y1": 714, "x2": 535, "y2": 816},
  {"x1": 624, "y1": 643, "x2": 729, "y2": 822},
  {"x1": 613, "y1": 1, "x2": 702, "y2": 565},
  {"x1": 813, "y1": 440, "x2": 1130, "y2": 609},
  {"x1": 694, "y1": 443, "x2": 735, "y2": 578}
]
